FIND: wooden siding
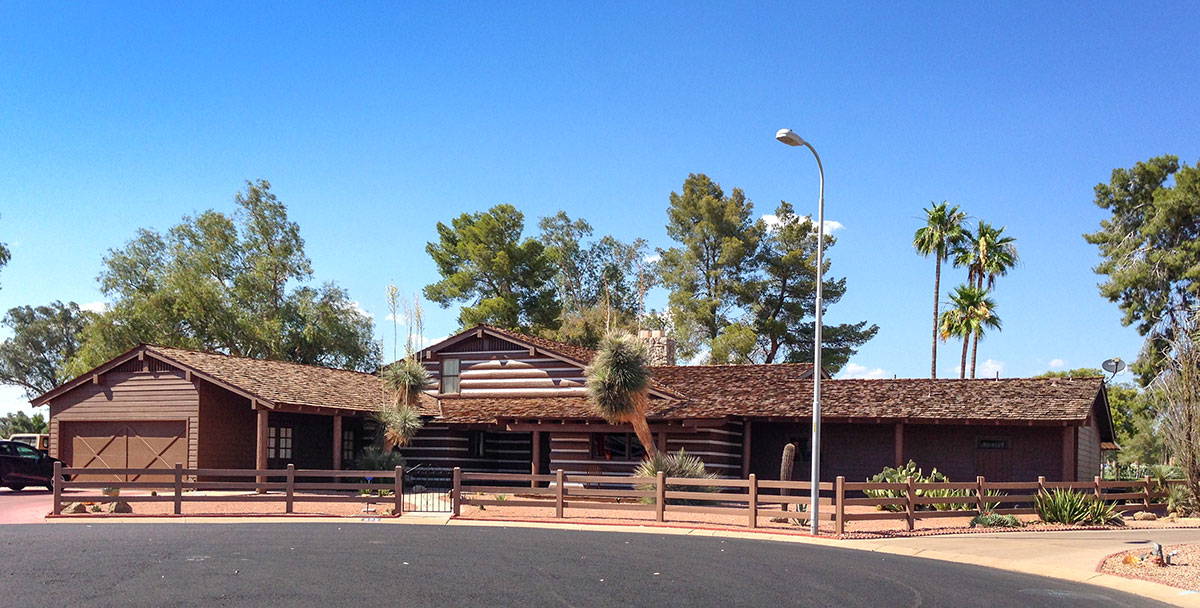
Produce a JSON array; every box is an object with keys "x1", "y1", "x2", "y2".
[
  {"x1": 426, "y1": 353, "x2": 588, "y2": 398},
  {"x1": 1076, "y1": 417, "x2": 1101, "y2": 482},
  {"x1": 48, "y1": 370, "x2": 200, "y2": 469},
  {"x1": 196, "y1": 381, "x2": 256, "y2": 471},
  {"x1": 397, "y1": 424, "x2": 532, "y2": 476},
  {"x1": 548, "y1": 421, "x2": 744, "y2": 478}
]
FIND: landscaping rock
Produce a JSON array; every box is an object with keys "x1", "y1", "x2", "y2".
[
  {"x1": 1134, "y1": 511, "x2": 1158, "y2": 521},
  {"x1": 63, "y1": 502, "x2": 88, "y2": 514},
  {"x1": 412, "y1": 485, "x2": 427, "y2": 493},
  {"x1": 107, "y1": 501, "x2": 133, "y2": 514}
]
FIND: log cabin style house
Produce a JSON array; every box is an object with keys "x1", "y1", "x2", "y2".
[{"x1": 31, "y1": 324, "x2": 1118, "y2": 484}]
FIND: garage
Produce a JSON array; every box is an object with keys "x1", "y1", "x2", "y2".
[{"x1": 61, "y1": 420, "x2": 188, "y2": 481}]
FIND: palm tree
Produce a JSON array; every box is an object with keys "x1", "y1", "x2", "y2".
[
  {"x1": 913, "y1": 202, "x2": 967, "y2": 378},
  {"x1": 585, "y1": 331, "x2": 657, "y2": 458},
  {"x1": 376, "y1": 358, "x2": 429, "y2": 450},
  {"x1": 954, "y1": 222, "x2": 1016, "y2": 375},
  {"x1": 939, "y1": 285, "x2": 1002, "y2": 379}
]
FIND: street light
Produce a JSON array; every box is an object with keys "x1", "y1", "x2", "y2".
[{"x1": 775, "y1": 128, "x2": 824, "y2": 535}]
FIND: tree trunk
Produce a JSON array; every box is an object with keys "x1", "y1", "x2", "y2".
[
  {"x1": 627, "y1": 392, "x2": 658, "y2": 458},
  {"x1": 970, "y1": 330, "x2": 979, "y2": 379},
  {"x1": 959, "y1": 338, "x2": 969, "y2": 379},
  {"x1": 931, "y1": 256, "x2": 941, "y2": 378}
]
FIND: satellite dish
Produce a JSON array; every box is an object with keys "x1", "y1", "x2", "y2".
[{"x1": 1102, "y1": 358, "x2": 1126, "y2": 375}]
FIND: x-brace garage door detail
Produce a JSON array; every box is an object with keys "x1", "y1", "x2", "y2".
[{"x1": 62, "y1": 421, "x2": 187, "y2": 482}]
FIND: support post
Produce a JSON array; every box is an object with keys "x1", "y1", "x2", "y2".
[
  {"x1": 451, "y1": 467, "x2": 462, "y2": 517},
  {"x1": 894, "y1": 422, "x2": 904, "y2": 468},
  {"x1": 655, "y1": 470, "x2": 665, "y2": 523},
  {"x1": 976, "y1": 476, "x2": 986, "y2": 513},
  {"x1": 1144, "y1": 475, "x2": 1153, "y2": 510},
  {"x1": 285, "y1": 464, "x2": 295, "y2": 514},
  {"x1": 835, "y1": 476, "x2": 845, "y2": 536},
  {"x1": 904, "y1": 475, "x2": 915, "y2": 532},
  {"x1": 741, "y1": 420, "x2": 752, "y2": 478},
  {"x1": 173, "y1": 462, "x2": 183, "y2": 515},
  {"x1": 1037, "y1": 475, "x2": 1046, "y2": 497},
  {"x1": 256, "y1": 406, "x2": 269, "y2": 492},
  {"x1": 1062, "y1": 426, "x2": 1076, "y2": 482},
  {"x1": 52, "y1": 461, "x2": 62, "y2": 515},
  {"x1": 1094, "y1": 475, "x2": 1103, "y2": 501},
  {"x1": 394, "y1": 466, "x2": 403, "y2": 516},
  {"x1": 555, "y1": 469, "x2": 565, "y2": 519},
  {"x1": 530, "y1": 431, "x2": 540, "y2": 488},
  {"x1": 656, "y1": 431, "x2": 667, "y2": 454},
  {"x1": 332, "y1": 414, "x2": 343, "y2": 471},
  {"x1": 748, "y1": 473, "x2": 758, "y2": 529}
]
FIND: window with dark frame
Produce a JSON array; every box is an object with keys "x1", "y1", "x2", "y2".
[
  {"x1": 441, "y1": 358, "x2": 460, "y2": 394},
  {"x1": 590, "y1": 433, "x2": 646, "y2": 461},
  {"x1": 342, "y1": 429, "x2": 355, "y2": 463},
  {"x1": 467, "y1": 430, "x2": 486, "y2": 458}
]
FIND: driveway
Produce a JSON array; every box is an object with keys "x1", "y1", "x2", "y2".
[
  {"x1": 0, "y1": 523, "x2": 1171, "y2": 607},
  {"x1": 0, "y1": 487, "x2": 53, "y2": 524}
]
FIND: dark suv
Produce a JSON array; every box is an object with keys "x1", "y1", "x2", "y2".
[{"x1": 0, "y1": 440, "x2": 61, "y2": 491}]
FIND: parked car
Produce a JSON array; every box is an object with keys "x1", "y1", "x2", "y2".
[
  {"x1": 7, "y1": 433, "x2": 49, "y2": 453},
  {"x1": 0, "y1": 440, "x2": 62, "y2": 491}
]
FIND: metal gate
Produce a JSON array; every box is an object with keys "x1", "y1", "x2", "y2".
[{"x1": 403, "y1": 466, "x2": 453, "y2": 513}]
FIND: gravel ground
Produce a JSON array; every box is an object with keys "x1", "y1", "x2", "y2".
[
  {"x1": 1101, "y1": 543, "x2": 1200, "y2": 591},
  {"x1": 54, "y1": 490, "x2": 434, "y2": 517}
]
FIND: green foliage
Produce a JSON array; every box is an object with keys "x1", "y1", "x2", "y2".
[
  {"x1": 375, "y1": 405, "x2": 423, "y2": 450},
  {"x1": 1167, "y1": 483, "x2": 1196, "y2": 515},
  {"x1": 955, "y1": 221, "x2": 1019, "y2": 292},
  {"x1": 1085, "y1": 156, "x2": 1200, "y2": 385},
  {"x1": 0, "y1": 301, "x2": 93, "y2": 398},
  {"x1": 710, "y1": 322, "x2": 758, "y2": 364},
  {"x1": 1034, "y1": 489, "x2": 1124, "y2": 526},
  {"x1": 970, "y1": 511, "x2": 1023, "y2": 528},
  {"x1": 381, "y1": 359, "x2": 431, "y2": 408},
  {"x1": 0, "y1": 411, "x2": 47, "y2": 437},
  {"x1": 353, "y1": 444, "x2": 406, "y2": 472},
  {"x1": 68, "y1": 180, "x2": 378, "y2": 375},
  {"x1": 939, "y1": 285, "x2": 1001, "y2": 379},
  {"x1": 913, "y1": 201, "x2": 968, "y2": 378},
  {"x1": 863, "y1": 460, "x2": 975, "y2": 512},
  {"x1": 634, "y1": 449, "x2": 716, "y2": 505},
  {"x1": 585, "y1": 332, "x2": 650, "y2": 423},
  {"x1": 0, "y1": 214, "x2": 9, "y2": 289},
  {"x1": 657, "y1": 174, "x2": 763, "y2": 360},
  {"x1": 424, "y1": 204, "x2": 560, "y2": 332}
]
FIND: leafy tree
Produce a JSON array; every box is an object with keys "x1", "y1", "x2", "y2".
[
  {"x1": 913, "y1": 202, "x2": 967, "y2": 378},
  {"x1": 585, "y1": 332, "x2": 656, "y2": 458},
  {"x1": 0, "y1": 411, "x2": 47, "y2": 437},
  {"x1": 939, "y1": 285, "x2": 1000, "y2": 378},
  {"x1": 538, "y1": 211, "x2": 593, "y2": 316},
  {"x1": 0, "y1": 301, "x2": 94, "y2": 399},
  {"x1": 710, "y1": 322, "x2": 758, "y2": 364},
  {"x1": 1085, "y1": 156, "x2": 1200, "y2": 385},
  {"x1": 747, "y1": 202, "x2": 876, "y2": 370},
  {"x1": 658, "y1": 174, "x2": 763, "y2": 359},
  {"x1": 0, "y1": 214, "x2": 9, "y2": 289},
  {"x1": 954, "y1": 221, "x2": 1017, "y2": 374},
  {"x1": 425, "y1": 204, "x2": 560, "y2": 332},
  {"x1": 68, "y1": 179, "x2": 379, "y2": 375}
]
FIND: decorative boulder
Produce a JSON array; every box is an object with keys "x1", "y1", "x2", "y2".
[
  {"x1": 1134, "y1": 511, "x2": 1158, "y2": 521},
  {"x1": 411, "y1": 485, "x2": 427, "y2": 494},
  {"x1": 107, "y1": 501, "x2": 133, "y2": 514},
  {"x1": 63, "y1": 502, "x2": 88, "y2": 514}
]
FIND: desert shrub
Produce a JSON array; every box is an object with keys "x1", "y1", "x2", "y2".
[
  {"x1": 1035, "y1": 489, "x2": 1124, "y2": 526},
  {"x1": 1167, "y1": 483, "x2": 1197, "y2": 515},
  {"x1": 353, "y1": 445, "x2": 406, "y2": 487},
  {"x1": 634, "y1": 449, "x2": 716, "y2": 505},
  {"x1": 969, "y1": 511, "x2": 1023, "y2": 528},
  {"x1": 864, "y1": 460, "x2": 974, "y2": 512}
]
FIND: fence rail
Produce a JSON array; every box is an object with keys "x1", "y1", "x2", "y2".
[
  {"x1": 450, "y1": 468, "x2": 1180, "y2": 534},
  {"x1": 51, "y1": 462, "x2": 407, "y2": 516}
]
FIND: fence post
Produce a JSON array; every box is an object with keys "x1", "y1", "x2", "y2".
[
  {"x1": 747, "y1": 474, "x2": 758, "y2": 529},
  {"x1": 52, "y1": 461, "x2": 63, "y2": 515},
  {"x1": 555, "y1": 469, "x2": 565, "y2": 519},
  {"x1": 1094, "y1": 475, "x2": 1102, "y2": 502},
  {"x1": 976, "y1": 476, "x2": 986, "y2": 514},
  {"x1": 285, "y1": 464, "x2": 295, "y2": 514},
  {"x1": 1143, "y1": 475, "x2": 1153, "y2": 510},
  {"x1": 655, "y1": 470, "x2": 665, "y2": 523},
  {"x1": 1037, "y1": 475, "x2": 1046, "y2": 497},
  {"x1": 394, "y1": 466, "x2": 403, "y2": 516},
  {"x1": 173, "y1": 462, "x2": 183, "y2": 515},
  {"x1": 531, "y1": 461, "x2": 537, "y2": 489},
  {"x1": 835, "y1": 476, "x2": 845, "y2": 536},
  {"x1": 451, "y1": 467, "x2": 462, "y2": 517},
  {"x1": 904, "y1": 475, "x2": 915, "y2": 532}
]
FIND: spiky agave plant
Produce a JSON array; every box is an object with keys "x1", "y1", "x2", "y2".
[
  {"x1": 382, "y1": 358, "x2": 431, "y2": 408},
  {"x1": 586, "y1": 331, "x2": 656, "y2": 458},
  {"x1": 634, "y1": 449, "x2": 716, "y2": 504},
  {"x1": 375, "y1": 403, "x2": 423, "y2": 451}
]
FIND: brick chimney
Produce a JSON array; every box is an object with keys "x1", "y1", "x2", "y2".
[{"x1": 638, "y1": 329, "x2": 676, "y2": 366}]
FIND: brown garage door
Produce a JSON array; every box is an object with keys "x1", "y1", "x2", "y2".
[{"x1": 62, "y1": 421, "x2": 187, "y2": 481}]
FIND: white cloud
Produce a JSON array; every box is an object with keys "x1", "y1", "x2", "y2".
[
  {"x1": 350, "y1": 301, "x2": 373, "y2": 319},
  {"x1": 839, "y1": 362, "x2": 890, "y2": 379},
  {"x1": 762, "y1": 213, "x2": 843, "y2": 234},
  {"x1": 79, "y1": 301, "x2": 107, "y2": 314},
  {"x1": 384, "y1": 313, "x2": 406, "y2": 323},
  {"x1": 644, "y1": 254, "x2": 661, "y2": 264},
  {"x1": 1049, "y1": 358, "x2": 1065, "y2": 369},
  {"x1": 418, "y1": 335, "x2": 447, "y2": 348},
  {"x1": 979, "y1": 359, "x2": 1006, "y2": 378}
]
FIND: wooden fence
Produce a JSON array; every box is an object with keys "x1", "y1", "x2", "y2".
[
  {"x1": 51, "y1": 462, "x2": 404, "y2": 516},
  {"x1": 451, "y1": 468, "x2": 1179, "y2": 535}
]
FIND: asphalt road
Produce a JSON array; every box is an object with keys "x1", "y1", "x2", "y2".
[{"x1": 0, "y1": 523, "x2": 1170, "y2": 607}]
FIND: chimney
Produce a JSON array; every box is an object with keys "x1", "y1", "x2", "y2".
[{"x1": 639, "y1": 329, "x2": 676, "y2": 366}]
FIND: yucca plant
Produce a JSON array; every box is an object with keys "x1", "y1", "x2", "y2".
[
  {"x1": 382, "y1": 358, "x2": 432, "y2": 408},
  {"x1": 375, "y1": 404, "x2": 423, "y2": 450},
  {"x1": 1035, "y1": 489, "x2": 1123, "y2": 526},
  {"x1": 586, "y1": 332, "x2": 657, "y2": 458},
  {"x1": 634, "y1": 449, "x2": 716, "y2": 505}
]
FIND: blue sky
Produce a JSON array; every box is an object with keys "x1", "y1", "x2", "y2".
[{"x1": 2, "y1": 3, "x2": 1198, "y2": 415}]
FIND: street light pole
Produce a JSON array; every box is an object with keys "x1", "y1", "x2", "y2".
[{"x1": 775, "y1": 128, "x2": 824, "y2": 535}]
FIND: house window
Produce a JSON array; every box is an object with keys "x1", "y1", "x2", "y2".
[
  {"x1": 978, "y1": 438, "x2": 1010, "y2": 450},
  {"x1": 467, "y1": 430, "x2": 486, "y2": 458},
  {"x1": 590, "y1": 433, "x2": 646, "y2": 461},
  {"x1": 268, "y1": 426, "x2": 293, "y2": 460},
  {"x1": 441, "y1": 358, "x2": 460, "y2": 394},
  {"x1": 342, "y1": 429, "x2": 355, "y2": 463}
]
